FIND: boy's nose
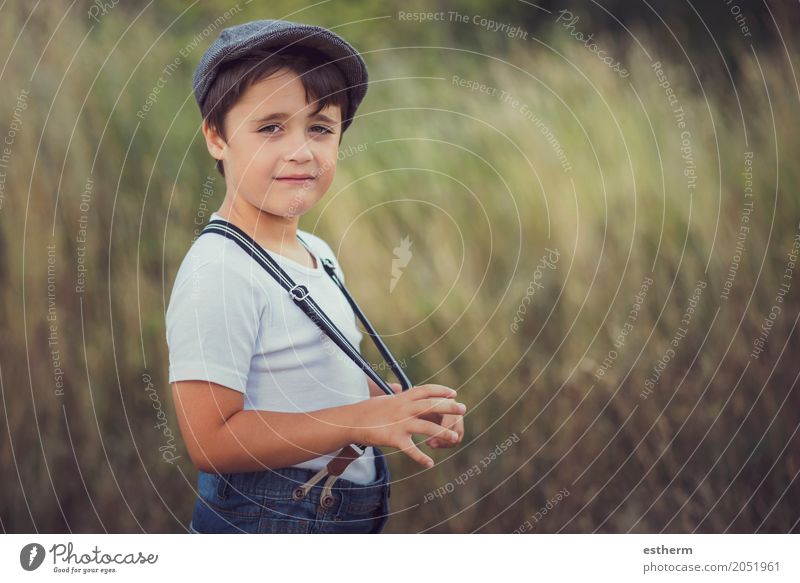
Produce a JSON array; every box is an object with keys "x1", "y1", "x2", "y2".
[{"x1": 283, "y1": 134, "x2": 313, "y2": 163}]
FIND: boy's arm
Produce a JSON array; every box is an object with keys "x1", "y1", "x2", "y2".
[{"x1": 173, "y1": 380, "x2": 362, "y2": 474}]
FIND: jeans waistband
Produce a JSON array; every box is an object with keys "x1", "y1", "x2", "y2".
[{"x1": 200, "y1": 447, "x2": 390, "y2": 501}]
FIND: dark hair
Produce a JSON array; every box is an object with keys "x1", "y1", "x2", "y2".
[{"x1": 201, "y1": 45, "x2": 350, "y2": 176}]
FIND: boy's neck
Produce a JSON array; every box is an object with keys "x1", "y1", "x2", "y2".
[{"x1": 215, "y1": 194, "x2": 301, "y2": 249}]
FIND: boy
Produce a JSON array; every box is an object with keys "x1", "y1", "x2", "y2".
[{"x1": 166, "y1": 19, "x2": 465, "y2": 534}]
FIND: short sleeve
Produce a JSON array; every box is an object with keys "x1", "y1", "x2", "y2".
[{"x1": 166, "y1": 260, "x2": 265, "y2": 393}]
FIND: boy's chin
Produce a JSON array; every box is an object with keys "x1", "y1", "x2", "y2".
[
  {"x1": 249, "y1": 196, "x2": 309, "y2": 218},
  {"x1": 254, "y1": 207, "x2": 307, "y2": 219},
  {"x1": 262, "y1": 205, "x2": 310, "y2": 220}
]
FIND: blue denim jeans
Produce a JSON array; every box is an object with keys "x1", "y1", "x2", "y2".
[{"x1": 188, "y1": 447, "x2": 390, "y2": 534}]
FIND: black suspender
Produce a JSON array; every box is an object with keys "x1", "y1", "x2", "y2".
[
  {"x1": 199, "y1": 218, "x2": 415, "y2": 493},
  {"x1": 200, "y1": 219, "x2": 413, "y2": 395}
]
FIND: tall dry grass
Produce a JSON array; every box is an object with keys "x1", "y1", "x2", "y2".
[{"x1": 1, "y1": 1, "x2": 798, "y2": 532}]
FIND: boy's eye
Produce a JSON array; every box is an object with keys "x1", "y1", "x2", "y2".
[
  {"x1": 311, "y1": 125, "x2": 334, "y2": 135},
  {"x1": 257, "y1": 124, "x2": 334, "y2": 135}
]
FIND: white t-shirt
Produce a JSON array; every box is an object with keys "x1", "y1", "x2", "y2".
[{"x1": 166, "y1": 212, "x2": 376, "y2": 484}]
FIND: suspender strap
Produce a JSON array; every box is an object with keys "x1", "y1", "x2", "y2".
[
  {"x1": 199, "y1": 219, "x2": 410, "y2": 503},
  {"x1": 201, "y1": 219, "x2": 400, "y2": 396},
  {"x1": 312, "y1": 252, "x2": 413, "y2": 392}
]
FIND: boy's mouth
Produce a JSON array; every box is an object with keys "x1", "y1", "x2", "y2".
[{"x1": 274, "y1": 174, "x2": 316, "y2": 185}]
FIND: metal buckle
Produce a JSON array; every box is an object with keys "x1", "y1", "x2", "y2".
[
  {"x1": 289, "y1": 284, "x2": 309, "y2": 301},
  {"x1": 321, "y1": 257, "x2": 335, "y2": 270}
]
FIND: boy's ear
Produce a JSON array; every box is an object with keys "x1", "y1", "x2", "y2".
[{"x1": 201, "y1": 118, "x2": 226, "y2": 163}]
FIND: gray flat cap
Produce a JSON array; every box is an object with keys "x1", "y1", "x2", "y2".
[{"x1": 192, "y1": 19, "x2": 368, "y2": 132}]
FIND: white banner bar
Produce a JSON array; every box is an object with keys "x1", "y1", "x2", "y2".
[{"x1": 1, "y1": 534, "x2": 797, "y2": 582}]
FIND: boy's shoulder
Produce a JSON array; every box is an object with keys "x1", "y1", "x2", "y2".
[
  {"x1": 185, "y1": 228, "x2": 247, "y2": 267},
  {"x1": 170, "y1": 230, "x2": 256, "y2": 292},
  {"x1": 297, "y1": 228, "x2": 336, "y2": 259}
]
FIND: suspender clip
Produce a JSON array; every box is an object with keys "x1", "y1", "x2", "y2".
[{"x1": 289, "y1": 284, "x2": 310, "y2": 302}]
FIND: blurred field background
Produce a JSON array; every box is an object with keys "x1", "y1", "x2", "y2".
[{"x1": 1, "y1": 0, "x2": 799, "y2": 533}]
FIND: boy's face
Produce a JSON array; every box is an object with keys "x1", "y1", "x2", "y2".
[{"x1": 202, "y1": 68, "x2": 342, "y2": 219}]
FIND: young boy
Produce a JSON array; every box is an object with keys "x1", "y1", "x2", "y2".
[{"x1": 166, "y1": 19, "x2": 465, "y2": 534}]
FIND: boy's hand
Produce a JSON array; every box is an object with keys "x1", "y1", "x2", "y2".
[
  {"x1": 425, "y1": 413, "x2": 464, "y2": 448},
  {"x1": 396, "y1": 383, "x2": 464, "y2": 449},
  {"x1": 354, "y1": 384, "x2": 467, "y2": 468},
  {"x1": 389, "y1": 383, "x2": 464, "y2": 449},
  {"x1": 387, "y1": 382, "x2": 463, "y2": 448}
]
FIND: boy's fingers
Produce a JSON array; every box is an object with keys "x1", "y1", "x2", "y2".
[
  {"x1": 410, "y1": 385, "x2": 457, "y2": 400},
  {"x1": 425, "y1": 414, "x2": 463, "y2": 447},
  {"x1": 400, "y1": 437, "x2": 434, "y2": 468},
  {"x1": 455, "y1": 418, "x2": 465, "y2": 442},
  {"x1": 411, "y1": 419, "x2": 459, "y2": 442},
  {"x1": 414, "y1": 398, "x2": 466, "y2": 417},
  {"x1": 427, "y1": 439, "x2": 451, "y2": 449},
  {"x1": 419, "y1": 412, "x2": 444, "y2": 425},
  {"x1": 443, "y1": 415, "x2": 465, "y2": 442},
  {"x1": 426, "y1": 430, "x2": 458, "y2": 447}
]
